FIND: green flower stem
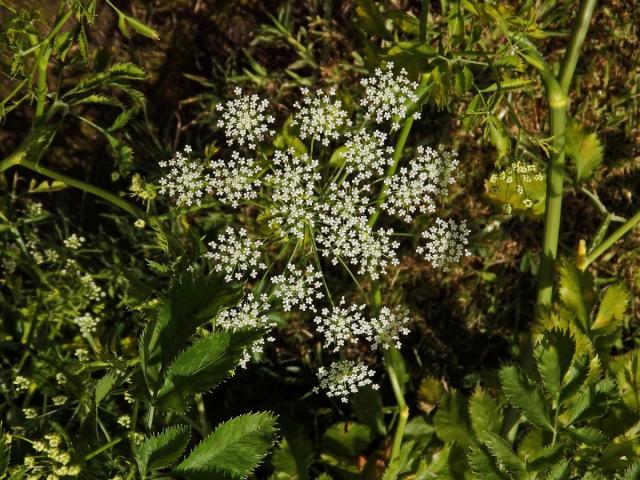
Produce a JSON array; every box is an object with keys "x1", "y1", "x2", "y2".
[
  {"x1": 83, "y1": 436, "x2": 124, "y2": 461},
  {"x1": 419, "y1": 0, "x2": 429, "y2": 43},
  {"x1": 585, "y1": 209, "x2": 640, "y2": 267},
  {"x1": 0, "y1": 149, "x2": 145, "y2": 219},
  {"x1": 384, "y1": 348, "x2": 408, "y2": 462},
  {"x1": 536, "y1": 0, "x2": 597, "y2": 305}
]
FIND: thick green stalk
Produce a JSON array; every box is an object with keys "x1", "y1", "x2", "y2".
[
  {"x1": 536, "y1": 89, "x2": 568, "y2": 305},
  {"x1": 536, "y1": 0, "x2": 597, "y2": 305},
  {"x1": 584, "y1": 209, "x2": 640, "y2": 268},
  {"x1": 384, "y1": 349, "x2": 408, "y2": 462},
  {"x1": 0, "y1": 150, "x2": 145, "y2": 219}
]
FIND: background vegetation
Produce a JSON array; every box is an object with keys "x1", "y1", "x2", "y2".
[{"x1": 0, "y1": 0, "x2": 638, "y2": 479}]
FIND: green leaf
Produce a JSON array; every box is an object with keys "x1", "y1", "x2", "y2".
[
  {"x1": 499, "y1": 365, "x2": 553, "y2": 431},
  {"x1": 156, "y1": 329, "x2": 262, "y2": 410},
  {"x1": 108, "y1": 109, "x2": 134, "y2": 132},
  {"x1": 527, "y1": 444, "x2": 563, "y2": 472},
  {"x1": 469, "y1": 387, "x2": 502, "y2": 442},
  {"x1": 351, "y1": 387, "x2": 386, "y2": 435},
  {"x1": 0, "y1": 428, "x2": 10, "y2": 476},
  {"x1": 95, "y1": 371, "x2": 119, "y2": 405},
  {"x1": 623, "y1": 463, "x2": 640, "y2": 480},
  {"x1": 545, "y1": 461, "x2": 570, "y2": 480},
  {"x1": 355, "y1": 0, "x2": 388, "y2": 38},
  {"x1": 174, "y1": 412, "x2": 277, "y2": 479},
  {"x1": 558, "y1": 260, "x2": 595, "y2": 333},
  {"x1": 566, "y1": 379, "x2": 615, "y2": 425},
  {"x1": 270, "y1": 426, "x2": 313, "y2": 480},
  {"x1": 535, "y1": 329, "x2": 576, "y2": 398},
  {"x1": 483, "y1": 432, "x2": 528, "y2": 479},
  {"x1": 486, "y1": 115, "x2": 511, "y2": 160},
  {"x1": 468, "y1": 445, "x2": 507, "y2": 480},
  {"x1": 136, "y1": 425, "x2": 190, "y2": 478},
  {"x1": 565, "y1": 119, "x2": 604, "y2": 182},
  {"x1": 27, "y1": 179, "x2": 66, "y2": 193},
  {"x1": 565, "y1": 426, "x2": 607, "y2": 446},
  {"x1": 434, "y1": 390, "x2": 475, "y2": 447},
  {"x1": 593, "y1": 284, "x2": 629, "y2": 334},
  {"x1": 322, "y1": 422, "x2": 373, "y2": 457},
  {"x1": 140, "y1": 273, "x2": 242, "y2": 386},
  {"x1": 121, "y1": 14, "x2": 160, "y2": 40}
]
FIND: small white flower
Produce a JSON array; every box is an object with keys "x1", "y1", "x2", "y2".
[
  {"x1": 341, "y1": 130, "x2": 394, "y2": 182},
  {"x1": 117, "y1": 415, "x2": 131, "y2": 428},
  {"x1": 216, "y1": 88, "x2": 275, "y2": 149},
  {"x1": 63, "y1": 234, "x2": 85, "y2": 250},
  {"x1": 292, "y1": 87, "x2": 351, "y2": 146},
  {"x1": 360, "y1": 62, "x2": 421, "y2": 130},
  {"x1": 210, "y1": 151, "x2": 262, "y2": 207},
  {"x1": 159, "y1": 147, "x2": 212, "y2": 206},
  {"x1": 24, "y1": 408, "x2": 38, "y2": 419},
  {"x1": 73, "y1": 313, "x2": 99, "y2": 336},
  {"x1": 316, "y1": 360, "x2": 378, "y2": 403},
  {"x1": 13, "y1": 375, "x2": 30, "y2": 392},
  {"x1": 264, "y1": 149, "x2": 321, "y2": 240},
  {"x1": 271, "y1": 264, "x2": 323, "y2": 312},
  {"x1": 216, "y1": 293, "x2": 276, "y2": 368},
  {"x1": 361, "y1": 306, "x2": 411, "y2": 350},
  {"x1": 417, "y1": 218, "x2": 470, "y2": 270},
  {"x1": 52, "y1": 396, "x2": 67, "y2": 406},
  {"x1": 313, "y1": 298, "x2": 367, "y2": 352},
  {"x1": 206, "y1": 227, "x2": 266, "y2": 282},
  {"x1": 383, "y1": 146, "x2": 458, "y2": 223}
]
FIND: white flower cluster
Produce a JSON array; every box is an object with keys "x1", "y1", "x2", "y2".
[
  {"x1": 216, "y1": 87, "x2": 275, "y2": 149},
  {"x1": 383, "y1": 146, "x2": 458, "y2": 222},
  {"x1": 317, "y1": 183, "x2": 399, "y2": 280},
  {"x1": 206, "y1": 227, "x2": 266, "y2": 282},
  {"x1": 271, "y1": 264, "x2": 323, "y2": 312},
  {"x1": 63, "y1": 234, "x2": 85, "y2": 250},
  {"x1": 360, "y1": 62, "x2": 421, "y2": 130},
  {"x1": 216, "y1": 293, "x2": 276, "y2": 368},
  {"x1": 73, "y1": 313, "x2": 99, "y2": 336},
  {"x1": 317, "y1": 360, "x2": 378, "y2": 403},
  {"x1": 159, "y1": 146, "x2": 212, "y2": 206},
  {"x1": 417, "y1": 218, "x2": 470, "y2": 270},
  {"x1": 292, "y1": 87, "x2": 352, "y2": 146},
  {"x1": 264, "y1": 149, "x2": 321, "y2": 239},
  {"x1": 24, "y1": 433, "x2": 81, "y2": 479},
  {"x1": 13, "y1": 375, "x2": 30, "y2": 392},
  {"x1": 314, "y1": 299, "x2": 367, "y2": 352},
  {"x1": 210, "y1": 151, "x2": 262, "y2": 207},
  {"x1": 342, "y1": 130, "x2": 393, "y2": 181},
  {"x1": 362, "y1": 306, "x2": 411, "y2": 350}
]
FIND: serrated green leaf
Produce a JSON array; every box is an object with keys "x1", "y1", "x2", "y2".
[
  {"x1": 175, "y1": 412, "x2": 277, "y2": 479},
  {"x1": 536, "y1": 329, "x2": 576, "y2": 398},
  {"x1": 623, "y1": 463, "x2": 640, "y2": 480},
  {"x1": 469, "y1": 387, "x2": 502, "y2": 441},
  {"x1": 468, "y1": 445, "x2": 507, "y2": 480},
  {"x1": 545, "y1": 461, "x2": 569, "y2": 480},
  {"x1": 108, "y1": 109, "x2": 134, "y2": 132},
  {"x1": 499, "y1": 365, "x2": 553, "y2": 431},
  {"x1": 121, "y1": 14, "x2": 159, "y2": 40},
  {"x1": 593, "y1": 284, "x2": 629, "y2": 334},
  {"x1": 95, "y1": 371, "x2": 119, "y2": 405},
  {"x1": 434, "y1": 390, "x2": 475, "y2": 447},
  {"x1": 136, "y1": 425, "x2": 190, "y2": 478},
  {"x1": 270, "y1": 425, "x2": 313, "y2": 480},
  {"x1": 483, "y1": 432, "x2": 528, "y2": 479},
  {"x1": 565, "y1": 120, "x2": 604, "y2": 182},
  {"x1": 558, "y1": 260, "x2": 595, "y2": 333},
  {"x1": 566, "y1": 379, "x2": 614, "y2": 425},
  {"x1": 527, "y1": 443, "x2": 563, "y2": 472},
  {"x1": 156, "y1": 329, "x2": 262, "y2": 410},
  {"x1": 565, "y1": 426, "x2": 607, "y2": 446},
  {"x1": 140, "y1": 273, "x2": 242, "y2": 388}
]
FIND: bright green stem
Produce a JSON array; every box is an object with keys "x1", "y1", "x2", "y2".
[
  {"x1": 419, "y1": 0, "x2": 429, "y2": 43},
  {"x1": 369, "y1": 117, "x2": 415, "y2": 228},
  {"x1": 558, "y1": 0, "x2": 599, "y2": 93},
  {"x1": 537, "y1": 98, "x2": 568, "y2": 305},
  {"x1": 0, "y1": 149, "x2": 145, "y2": 219},
  {"x1": 585, "y1": 209, "x2": 640, "y2": 267},
  {"x1": 35, "y1": 47, "x2": 50, "y2": 119},
  {"x1": 384, "y1": 348, "x2": 408, "y2": 462},
  {"x1": 536, "y1": 0, "x2": 597, "y2": 305}
]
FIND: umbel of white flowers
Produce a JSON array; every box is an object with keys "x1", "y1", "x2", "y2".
[{"x1": 158, "y1": 63, "x2": 470, "y2": 403}]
